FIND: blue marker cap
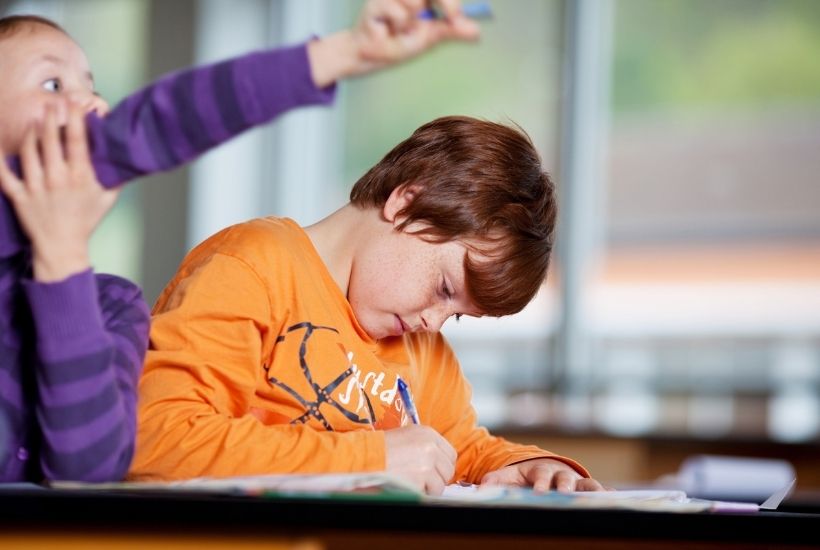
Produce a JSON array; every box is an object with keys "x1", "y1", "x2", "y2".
[{"x1": 418, "y1": 1, "x2": 493, "y2": 21}]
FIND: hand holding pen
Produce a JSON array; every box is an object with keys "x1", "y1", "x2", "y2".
[
  {"x1": 384, "y1": 376, "x2": 456, "y2": 495},
  {"x1": 308, "y1": 0, "x2": 491, "y2": 87}
]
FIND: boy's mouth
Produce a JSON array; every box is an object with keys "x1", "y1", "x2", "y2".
[{"x1": 393, "y1": 315, "x2": 409, "y2": 336}]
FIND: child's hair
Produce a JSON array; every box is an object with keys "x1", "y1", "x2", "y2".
[
  {"x1": 350, "y1": 116, "x2": 558, "y2": 317},
  {"x1": 0, "y1": 14, "x2": 65, "y2": 38}
]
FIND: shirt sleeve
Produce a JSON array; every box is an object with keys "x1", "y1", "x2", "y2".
[
  {"x1": 130, "y1": 252, "x2": 384, "y2": 481},
  {"x1": 411, "y1": 334, "x2": 591, "y2": 484},
  {"x1": 22, "y1": 270, "x2": 150, "y2": 482},
  {"x1": 86, "y1": 41, "x2": 335, "y2": 187},
  {"x1": 0, "y1": 41, "x2": 335, "y2": 256}
]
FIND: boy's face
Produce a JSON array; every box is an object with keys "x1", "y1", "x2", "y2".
[
  {"x1": 0, "y1": 22, "x2": 108, "y2": 153},
  {"x1": 348, "y1": 189, "x2": 483, "y2": 341}
]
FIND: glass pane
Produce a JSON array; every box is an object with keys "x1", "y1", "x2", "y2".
[
  {"x1": 338, "y1": 0, "x2": 566, "y2": 426},
  {"x1": 598, "y1": 0, "x2": 820, "y2": 440},
  {"x1": 65, "y1": 0, "x2": 149, "y2": 285}
]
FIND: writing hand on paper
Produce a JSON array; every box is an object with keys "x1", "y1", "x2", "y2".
[
  {"x1": 384, "y1": 425, "x2": 456, "y2": 496},
  {"x1": 481, "y1": 458, "x2": 607, "y2": 493}
]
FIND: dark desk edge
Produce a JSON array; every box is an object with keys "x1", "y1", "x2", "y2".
[{"x1": 0, "y1": 489, "x2": 818, "y2": 545}]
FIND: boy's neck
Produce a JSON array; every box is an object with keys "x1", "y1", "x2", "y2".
[{"x1": 304, "y1": 203, "x2": 381, "y2": 297}]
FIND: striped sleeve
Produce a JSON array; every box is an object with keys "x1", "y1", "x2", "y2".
[
  {"x1": 22, "y1": 271, "x2": 150, "y2": 482},
  {"x1": 87, "y1": 41, "x2": 335, "y2": 187},
  {"x1": 0, "y1": 41, "x2": 335, "y2": 255}
]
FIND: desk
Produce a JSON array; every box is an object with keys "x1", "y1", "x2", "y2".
[{"x1": 0, "y1": 488, "x2": 818, "y2": 549}]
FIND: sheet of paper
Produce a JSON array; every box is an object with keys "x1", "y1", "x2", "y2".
[
  {"x1": 54, "y1": 472, "x2": 420, "y2": 497},
  {"x1": 55, "y1": 475, "x2": 765, "y2": 513},
  {"x1": 436, "y1": 483, "x2": 758, "y2": 513},
  {"x1": 442, "y1": 483, "x2": 686, "y2": 501}
]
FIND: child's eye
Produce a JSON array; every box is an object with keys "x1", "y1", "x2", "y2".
[
  {"x1": 442, "y1": 279, "x2": 455, "y2": 300},
  {"x1": 42, "y1": 78, "x2": 62, "y2": 93}
]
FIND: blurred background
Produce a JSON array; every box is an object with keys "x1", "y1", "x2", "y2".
[{"x1": 3, "y1": 0, "x2": 818, "y2": 487}]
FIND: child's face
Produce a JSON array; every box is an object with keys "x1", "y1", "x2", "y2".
[
  {"x1": 348, "y1": 222, "x2": 483, "y2": 341},
  {"x1": 0, "y1": 22, "x2": 109, "y2": 153}
]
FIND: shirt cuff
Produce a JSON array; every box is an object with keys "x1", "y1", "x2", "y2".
[{"x1": 239, "y1": 41, "x2": 337, "y2": 124}]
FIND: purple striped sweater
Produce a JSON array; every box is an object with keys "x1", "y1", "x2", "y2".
[{"x1": 0, "y1": 42, "x2": 335, "y2": 482}]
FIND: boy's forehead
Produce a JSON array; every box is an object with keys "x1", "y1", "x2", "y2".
[
  {"x1": 1, "y1": 22, "x2": 76, "y2": 53},
  {"x1": 1, "y1": 19, "x2": 56, "y2": 41},
  {"x1": 0, "y1": 23, "x2": 89, "y2": 72}
]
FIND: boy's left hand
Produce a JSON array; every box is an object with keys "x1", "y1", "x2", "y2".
[{"x1": 481, "y1": 458, "x2": 607, "y2": 492}]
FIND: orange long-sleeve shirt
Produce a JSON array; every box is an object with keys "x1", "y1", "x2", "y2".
[{"x1": 129, "y1": 217, "x2": 589, "y2": 481}]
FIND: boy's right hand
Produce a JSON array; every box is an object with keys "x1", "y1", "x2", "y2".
[
  {"x1": 384, "y1": 424, "x2": 457, "y2": 495},
  {"x1": 0, "y1": 100, "x2": 119, "y2": 282}
]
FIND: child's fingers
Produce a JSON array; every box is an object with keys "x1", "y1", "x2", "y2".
[
  {"x1": 367, "y1": 0, "x2": 415, "y2": 31},
  {"x1": 66, "y1": 101, "x2": 91, "y2": 170},
  {"x1": 0, "y1": 148, "x2": 26, "y2": 200},
  {"x1": 41, "y1": 102, "x2": 67, "y2": 188},
  {"x1": 19, "y1": 125, "x2": 45, "y2": 193}
]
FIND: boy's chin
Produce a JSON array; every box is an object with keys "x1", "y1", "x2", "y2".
[{"x1": 367, "y1": 326, "x2": 397, "y2": 342}]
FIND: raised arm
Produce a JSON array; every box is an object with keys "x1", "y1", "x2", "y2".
[
  {"x1": 0, "y1": 42, "x2": 330, "y2": 255},
  {"x1": 1, "y1": 0, "x2": 481, "y2": 255}
]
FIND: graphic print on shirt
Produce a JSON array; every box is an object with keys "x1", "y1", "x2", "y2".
[{"x1": 266, "y1": 321, "x2": 404, "y2": 431}]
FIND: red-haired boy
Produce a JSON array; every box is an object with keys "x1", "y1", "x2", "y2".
[{"x1": 132, "y1": 116, "x2": 605, "y2": 495}]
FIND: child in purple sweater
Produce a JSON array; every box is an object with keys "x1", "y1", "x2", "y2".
[{"x1": 0, "y1": 0, "x2": 479, "y2": 483}]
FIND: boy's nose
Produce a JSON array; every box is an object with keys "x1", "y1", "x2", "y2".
[{"x1": 420, "y1": 306, "x2": 450, "y2": 333}]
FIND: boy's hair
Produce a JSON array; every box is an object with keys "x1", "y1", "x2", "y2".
[
  {"x1": 0, "y1": 14, "x2": 64, "y2": 38},
  {"x1": 350, "y1": 116, "x2": 558, "y2": 317}
]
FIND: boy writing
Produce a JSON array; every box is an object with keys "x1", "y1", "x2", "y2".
[
  {"x1": 130, "y1": 117, "x2": 605, "y2": 495},
  {"x1": 0, "y1": 0, "x2": 479, "y2": 482}
]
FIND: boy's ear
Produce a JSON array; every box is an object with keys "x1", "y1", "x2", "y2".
[{"x1": 383, "y1": 183, "x2": 420, "y2": 224}]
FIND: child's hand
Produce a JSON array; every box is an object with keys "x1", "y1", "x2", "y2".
[
  {"x1": 308, "y1": 0, "x2": 480, "y2": 88},
  {"x1": 0, "y1": 100, "x2": 119, "y2": 282},
  {"x1": 384, "y1": 424, "x2": 457, "y2": 495},
  {"x1": 481, "y1": 458, "x2": 608, "y2": 493}
]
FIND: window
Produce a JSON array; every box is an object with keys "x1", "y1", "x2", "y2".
[
  {"x1": 590, "y1": 0, "x2": 820, "y2": 441},
  {"x1": 338, "y1": 0, "x2": 567, "y2": 426}
]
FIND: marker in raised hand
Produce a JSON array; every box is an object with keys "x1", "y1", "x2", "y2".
[{"x1": 418, "y1": 1, "x2": 493, "y2": 21}]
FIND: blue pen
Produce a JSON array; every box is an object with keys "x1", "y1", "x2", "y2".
[
  {"x1": 396, "y1": 376, "x2": 421, "y2": 425},
  {"x1": 418, "y1": 1, "x2": 493, "y2": 21}
]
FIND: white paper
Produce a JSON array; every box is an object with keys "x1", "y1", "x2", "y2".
[{"x1": 677, "y1": 455, "x2": 795, "y2": 501}]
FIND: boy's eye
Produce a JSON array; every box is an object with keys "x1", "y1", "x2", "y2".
[{"x1": 42, "y1": 78, "x2": 62, "y2": 93}]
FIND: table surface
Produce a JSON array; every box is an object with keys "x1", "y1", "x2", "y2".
[{"x1": 0, "y1": 487, "x2": 818, "y2": 547}]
